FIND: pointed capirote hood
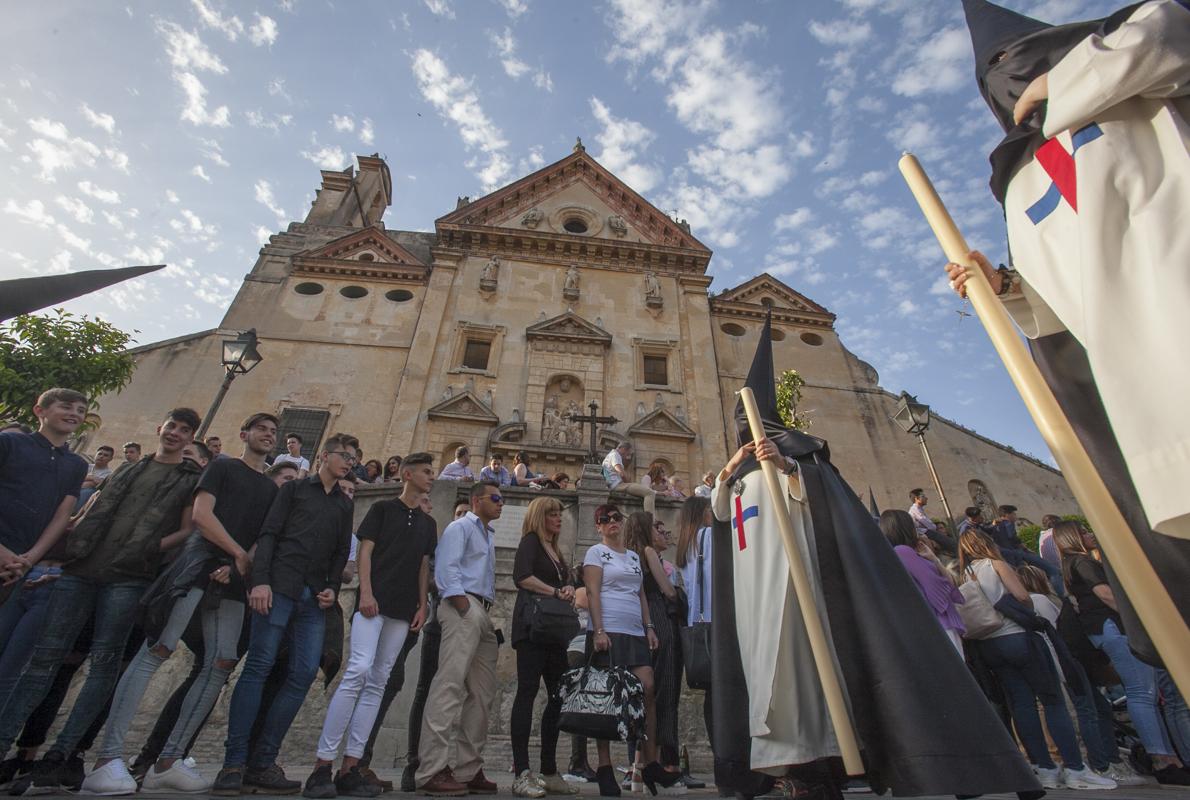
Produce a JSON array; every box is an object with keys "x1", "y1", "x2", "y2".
[
  {"x1": 0, "y1": 264, "x2": 165, "y2": 322},
  {"x1": 729, "y1": 311, "x2": 825, "y2": 482},
  {"x1": 962, "y1": 0, "x2": 1052, "y2": 78}
]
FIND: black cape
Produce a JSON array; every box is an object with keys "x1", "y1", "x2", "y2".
[{"x1": 710, "y1": 315, "x2": 1041, "y2": 798}]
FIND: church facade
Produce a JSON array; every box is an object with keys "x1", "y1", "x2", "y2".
[{"x1": 89, "y1": 145, "x2": 1076, "y2": 523}]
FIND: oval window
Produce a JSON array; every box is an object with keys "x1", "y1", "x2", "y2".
[
  {"x1": 771, "y1": 328, "x2": 786, "y2": 341},
  {"x1": 563, "y1": 218, "x2": 589, "y2": 234},
  {"x1": 358, "y1": 253, "x2": 375, "y2": 262},
  {"x1": 800, "y1": 331, "x2": 824, "y2": 346},
  {"x1": 294, "y1": 282, "x2": 324, "y2": 295},
  {"x1": 385, "y1": 289, "x2": 414, "y2": 302},
  {"x1": 340, "y1": 285, "x2": 369, "y2": 299},
  {"x1": 720, "y1": 322, "x2": 746, "y2": 337}
]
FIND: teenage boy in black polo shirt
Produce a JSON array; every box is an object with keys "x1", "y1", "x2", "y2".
[
  {"x1": 304, "y1": 452, "x2": 437, "y2": 798},
  {"x1": 215, "y1": 433, "x2": 357, "y2": 796},
  {"x1": 0, "y1": 407, "x2": 201, "y2": 794}
]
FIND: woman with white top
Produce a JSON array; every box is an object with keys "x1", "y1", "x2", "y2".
[
  {"x1": 583, "y1": 504, "x2": 675, "y2": 798},
  {"x1": 958, "y1": 532, "x2": 1114, "y2": 791}
]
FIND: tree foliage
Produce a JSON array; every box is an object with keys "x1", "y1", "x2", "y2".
[
  {"x1": 0, "y1": 310, "x2": 136, "y2": 427},
  {"x1": 776, "y1": 369, "x2": 811, "y2": 431}
]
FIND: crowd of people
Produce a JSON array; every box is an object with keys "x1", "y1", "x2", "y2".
[{"x1": 2, "y1": 387, "x2": 1189, "y2": 799}]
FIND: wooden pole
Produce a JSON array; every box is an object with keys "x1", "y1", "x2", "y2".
[
  {"x1": 737, "y1": 387, "x2": 864, "y2": 776},
  {"x1": 898, "y1": 153, "x2": 1190, "y2": 697}
]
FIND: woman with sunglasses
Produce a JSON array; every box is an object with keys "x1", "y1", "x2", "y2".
[
  {"x1": 582, "y1": 505, "x2": 675, "y2": 797},
  {"x1": 624, "y1": 512, "x2": 683, "y2": 788}
]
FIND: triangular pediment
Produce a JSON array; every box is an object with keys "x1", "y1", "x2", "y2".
[
  {"x1": 627, "y1": 408, "x2": 696, "y2": 441},
  {"x1": 711, "y1": 273, "x2": 836, "y2": 328},
  {"x1": 426, "y1": 390, "x2": 498, "y2": 425},
  {"x1": 300, "y1": 227, "x2": 426, "y2": 266},
  {"x1": 526, "y1": 310, "x2": 612, "y2": 347},
  {"x1": 436, "y1": 148, "x2": 709, "y2": 253}
]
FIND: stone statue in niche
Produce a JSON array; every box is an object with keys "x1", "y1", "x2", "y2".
[
  {"x1": 675, "y1": 405, "x2": 686, "y2": 424},
  {"x1": 644, "y1": 271, "x2": 663, "y2": 308},
  {"x1": 564, "y1": 400, "x2": 584, "y2": 447},
  {"x1": 654, "y1": 392, "x2": 664, "y2": 410},
  {"x1": 969, "y1": 481, "x2": 998, "y2": 523},
  {"x1": 464, "y1": 377, "x2": 476, "y2": 394},
  {"x1": 608, "y1": 215, "x2": 628, "y2": 237},
  {"x1": 483, "y1": 389, "x2": 493, "y2": 409},
  {"x1": 480, "y1": 255, "x2": 500, "y2": 291},
  {"x1": 512, "y1": 408, "x2": 522, "y2": 423},
  {"x1": 521, "y1": 207, "x2": 543, "y2": 228},
  {"x1": 636, "y1": 402, "x2": 646, "y2": 420},
  {"x1": 441, "y1": 385, "x2": 454, "y2": 401},
  {"x1": 542, "y1": 395, "x2": 561, "y2": 445},
  {"x1": 563, "y1": 265, "x2": 580, "y2": 301}
]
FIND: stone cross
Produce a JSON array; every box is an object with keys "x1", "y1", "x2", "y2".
[{"x1": 566, "y1": 400, "x2": 619, "y2": 463}]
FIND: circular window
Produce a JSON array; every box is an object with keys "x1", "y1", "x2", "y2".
[
  {"x1": 294, "y1": 282, "x2": 324, "y2": 295},
  {"x1": 358, "y1": 253, "x2": 375, "y2": 262},
  {"x1": 760, "y1": 297, "x2": 773, "y2": 307},
  {"x1": 720, "y1": 322, "x2": 746, "y2": 337},
  {"x1": 770, "y1": 328, "x2": 786, "y2": 341},
  {"x1": 800, "y1": 331, "x2": 824, "y2": 346},
  {"x1": 563, "y1": 218, "x2": 589, "y2": 234},
  {"x1": 340, "y1": 285, "x2": 369, "y2": 299},
  {"x1": 385, "y1": 289, "x2": 414, "y2": 302}
]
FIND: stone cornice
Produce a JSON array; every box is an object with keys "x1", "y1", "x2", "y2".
[
  {"x1": 526, "y1": 311, "x2": 613, "y2": 348},
  {"x1": 710, "y1": 299, "x2": 836, "y2": 329},
  {"x1": 290, "y1": 256, "x2": 429, "y2": 284}
]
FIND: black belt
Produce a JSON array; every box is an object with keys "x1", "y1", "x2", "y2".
[{"x1": 467, "y1": 592, "x2": 493, "y2": 612}]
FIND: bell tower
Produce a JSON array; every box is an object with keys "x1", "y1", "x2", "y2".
[{"x1": 303, "y1": 154, "x2": 392, "y2": 228}]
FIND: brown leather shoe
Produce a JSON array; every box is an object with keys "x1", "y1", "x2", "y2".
[
  {"x1": 360, "y1": 767, "x2": 393, "y2": 792},
  {"x1": 465, "y1": 770, "x2": 498, "y2": 794},
  {"x1": 420, "y1": 769, "x2": 467, "y2": 797}
]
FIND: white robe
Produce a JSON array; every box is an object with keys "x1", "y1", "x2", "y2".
[
  {"x1": 1001, "y1": 0, "x2": 1190, "y2": 540},
  {"x1": 712, "y1": 469, "x2": 849, "y2": 772}
]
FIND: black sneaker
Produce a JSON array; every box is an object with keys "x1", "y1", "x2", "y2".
[
  {"x1": 212, "y1": 767, "x2": 245, "y2": 796},
  {"x1": 0, "y1": 757, "x2": 32, "y2": 791},
  {"x1": 59, "y1": 752, "x2": 85, "y2": 791},
  {"x1": 336, "y1": 767, "x2": 382, "y2": 798},
  {"x1": 10, "y1": 751, "x2": 66, "y2": 796},
  {"x1": 303, "y1": 765, "x2": 337, "y2": 799},
  {"x1": 1155, "y1": 764, "x2": 1190, "y2": 786},
  {"x1": 401, "y1": 762, "x2": 418, "y2": 793},
  {"x1": 245, "y1": 763, "x2": 302, "y2": 795}
]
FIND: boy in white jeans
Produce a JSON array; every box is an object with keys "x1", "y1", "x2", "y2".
[{"x1": 304, "y1": 453, "x2": 437, "y2": 798}]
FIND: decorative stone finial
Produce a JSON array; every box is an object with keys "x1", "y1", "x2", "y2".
[{"x1": 574, "y1": 137, "x2": 585, "y2": 153}]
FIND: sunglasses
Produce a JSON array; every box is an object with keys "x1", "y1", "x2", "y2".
[
  {"x1": 487, "y1": 494, "x2": 504, "y2": 504},
  {"x1": 597, "y1": 512, "x2": 625, "y2": 524}
]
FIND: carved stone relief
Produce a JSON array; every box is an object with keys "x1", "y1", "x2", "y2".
[
  {"x1": 480, "y1": 255, "x2": 500, "y2": 291},
  {"x1": 563, "y1": 265, "x2": 580, "y2": 301}
]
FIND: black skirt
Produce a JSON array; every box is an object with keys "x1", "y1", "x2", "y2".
[{"x1": 585, "y1": 631, "x2": 651, "y2": 668}]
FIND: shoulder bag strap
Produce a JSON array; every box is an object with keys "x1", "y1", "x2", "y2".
[{"x1": 696, "y1": 528, "x2": 706, "y2": 622}]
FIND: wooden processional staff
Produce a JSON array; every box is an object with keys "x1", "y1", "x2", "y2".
[
  {"x1": 738, "y1": 387, "x2": 864, "y2": 776},
  {"x1": 898, "y1": 153, "x2": 1190, "y2": 697}
]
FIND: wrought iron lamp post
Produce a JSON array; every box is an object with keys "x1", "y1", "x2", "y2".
[
  {"x1": 892, "y1": 391, "x2": 955, "y2": 527},
  {"x1": 196, "y1": 329, "x2": 263, "y2": 440}
]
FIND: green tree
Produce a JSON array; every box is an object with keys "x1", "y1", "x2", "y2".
[
  {"x1": 776, "y1": 369, "x2": 811, "y2": 431},
  {"x1": 0, "y1": 310, "x2": 136, "y2": 427}
]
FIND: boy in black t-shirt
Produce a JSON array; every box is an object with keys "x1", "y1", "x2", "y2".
[
  {"x1": 89, "y1": 413, "x2": 280, "y2": 795},
  {"x1": 304, "y1": 452, "x2": 437, "y2": 799}
]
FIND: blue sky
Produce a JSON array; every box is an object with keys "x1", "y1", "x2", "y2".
[{"x1": 1, "y1": 0, "x2": 1122, "y2": 463}]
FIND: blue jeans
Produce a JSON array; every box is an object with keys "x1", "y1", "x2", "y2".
[
  {"x1": 1068, "y1": 661, "x2": 1118, "y2": 771},
  {"x1": 1089, "y1": 618, "x2": 1174, "y2": 757},
  {"x1": 980, "y1": 633, "x2": 1084, "y2": 770},
  {"x1": 1158, "y1": 669, "x2": 1190, "y2": 761},
  {"x1": 0, "y1": 566, "x2": 60, "y2": 710},
  {"x1": 223, "y1": 589, "x2": 324, "y2": 769},
  {"x1": 0, "y1": 574, "x2": 147, "y2": 757}
]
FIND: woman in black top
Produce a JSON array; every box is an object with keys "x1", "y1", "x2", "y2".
[
  {"x1": 1055, "y1": 522, "x2": 1190, "y2": 784},
  {"x1": 624, "y1": 512, "x2": 682, "y2": 782},
  {"x1": 511, "y1": 497, "x2": 578, "y2": 798}
]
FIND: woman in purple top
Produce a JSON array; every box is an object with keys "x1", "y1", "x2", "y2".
[{"x1": 879, "y1": 510, "x2": 966, "y2": 654}]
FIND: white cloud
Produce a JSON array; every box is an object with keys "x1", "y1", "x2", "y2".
[
  {"x1": 176, "y1": 72, "x2": 231, "y2": 127},
  {"x1": 589, "y1": 97, "x2": 661, "y2": 194},
  {"x1": 897, "y1": 298, "x2": 919, "y2": 316},
  {"x1": 808, "y1": 19, "x2": 872, "y2": 47},
  {"x1": 199, "y1": 138, "x2": 229, "y2": 166},
  {"x1": 267, "y1": 78, "x2": 291, "y2": 100},
  {"x1": 157, "y1": 20, "x2": 227, "y2": 73},
  {"x1": 79, "y1": 180, "x2": 121, "y2": 203},
  {"x1": 248, "y1": 14, "x2": 278, "y2": 46},
  {"x1": 490, "y1": 27, "x2": 530, "y2": 78},
  {"x1": 657, "y1": 180, "x2": 746, "y2": 248},
  {"x1": 254, "y1": 179, "x2": 287, "y2": 223},
  {"x1": 410, "y1": 49, "x2": 511, "y2": 190},
  {"x1": 55, "y1": 195, "x2": 94, "y2": 224},
  {"x1": 191, "y1": 164, "x2": 212, "y2": 181},
  {"x1": 80, "y1": 103, "x2": 116, "y2": 133},
  {"x1": 102, "y1": 210, "x2": 125, "y2": 230},
  {"x1": 533, "y1": 70, "x2": 553, "y2": 92},
  {"x1": 359, "y1": 118, "x2": 375, "y2": 145},
  {"x1": 245, "y1": 109, "x2": 293, "y2": 131},
  {"x1": 25, "y1": 118, "x2": 101, "y2": 181},
  {"x1": 605, "y1": 0, "x2": 713, "y2": 65},
  {"x1": 105, "y1": 147, "x2": 131, "y2": 172},
  {"x1": 47, "y1": 250, "x2": 73, "y2": 274},
  {"x1": 255, "y1": 225, "x2": 272, "y2": 245},
  {"x1": 4, "y1": 198, "x2": 56, "y2": 228},
  {"x1": 424, "y1": 0, "x2": 455, "y2": 18},
  {"x1": 331, "y1": 114, "x2": 355, "y2": 132},
  {"x1": 687, "y1": 144, "x2": 791, "y2": 199},
  {"x1": 496, "y1": 0, "x2": 528, "y2": 16},
  {"x1": 774, "y1": 208, "x2": 812, "y2": 232},
  {"x1": 56, "y1": 223, "x2": 92, "y2": 254},
  {"x1": 191, "y1": 0, "x2": 245, "y2": 41},
  {"x1": 301, "y1": 144, "x2": 347, "y2": 169},
  {"x1": 891, "y1": 27, "x2": 970, "y2": 97},
  {"x1": 166, "y1": 189, "x2": 180, "y2": 203}
]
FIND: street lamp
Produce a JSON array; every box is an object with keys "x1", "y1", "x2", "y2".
[
  {"x1": 197, "y1": 329, "x2": 263, "y2": 440},
  {"x1": 891, "y1": 391, "x2": 955, "y2": 527}
]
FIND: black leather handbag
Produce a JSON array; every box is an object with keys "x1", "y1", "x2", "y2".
[
  {"x1": 525, "y1": 592, "x2": 581, "y2": 647},
  {"x1": 680, "y1": 528, "x2": 712, "y2": 690},
  {"x1": 559, "y1": 653, "x2": 646, "y2": 742}
]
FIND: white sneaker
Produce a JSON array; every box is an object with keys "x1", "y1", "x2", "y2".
[
  {"x1": 1064, "y1": 766, "x2": 1117, "y2": 790},
  {"x1": 514, "y1": 770, "x2": 547, "y2": 798},
  {"x1": 142, "y1": 759, "x2": 211, "y2": 793},
  {"x1": 1034, "y1": 766, "x2": 1063, "y2": 789},
  {"x1": 1101, "y1": 761, "x2": 1154, "y2": 785},
  {"x1": 80, "y1": 760, "x2": 137, "y2": 796}
]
